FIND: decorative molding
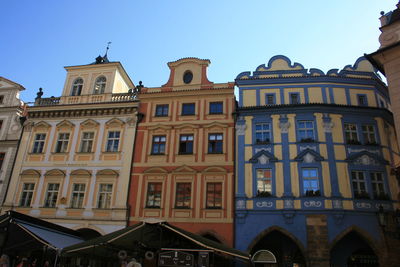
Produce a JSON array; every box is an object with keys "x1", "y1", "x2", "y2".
[{"x1": 235, "y1": 122, "x2": 247, "y2": 136}]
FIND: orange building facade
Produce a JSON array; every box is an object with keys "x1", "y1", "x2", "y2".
[{"x1": 128, "y1": 58, "x2": 235, "y2": 246}]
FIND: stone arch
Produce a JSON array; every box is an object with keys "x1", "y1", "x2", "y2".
[
  {"x1": 70, "y1": 169, "x2": 92, "y2": 176},
  {"x1": 329, "y1": 225, "x2": 379, "y2": 257},
  {"x1": 247, "y1": 225, "x2": 307, "y2": 258},
  {"x1": 96, "y1": 169, "x2": 119, "y2": 177},
  {"x1": 44, "y1": 169, "x2": 66, "y2": 177},
  {"x1": 20, "y1": 169, "x2": 41, "y2": 177}
]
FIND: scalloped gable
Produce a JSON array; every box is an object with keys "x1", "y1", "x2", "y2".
[
  {"x1": 346, "y1": 151, "x2": 389, "y2": 165},
  {"x1": 294, "y1": 149, "x2": 324, "y2": 163},
  {"x1": 343, "y1": 57, "x2": 375, "y2": 73},
  {"x1": 256, "y1": 55, "x2": 305, "y2": 72},
  {"x1": 249, "y1": 150, "x2": 278, "y2": 164}
]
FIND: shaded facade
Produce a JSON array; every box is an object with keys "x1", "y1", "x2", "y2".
[
  {"x1": 129, "y1": 58, "x2": 236, "y2": 246},
  {"x1": 3, "y1": 55, "x2": 140, "y2": 235},
  {"x1": 234, "y1": 55, "x2": 400, "y2": 266}
]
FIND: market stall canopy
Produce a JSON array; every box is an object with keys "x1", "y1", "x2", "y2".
[
  {"x1": 62, "y1": 219, "x2": 250, "y2": 262},
  {"x1": 0, "y1": 210, "x2": 83, "y2": 253}
]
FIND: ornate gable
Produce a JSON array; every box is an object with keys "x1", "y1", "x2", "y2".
[
  {"x1": 34, "y1": 121, "x2": 51, "y2": 129},
  {"x1": 249, "y1": 150, "x2": 278, "y2": 164},
  {"x1": 346, "y1": 151, "x2": 388, "y2": 166},
  {"x1": 105, "y1": 118, "x2": 125, "y2": 127},
  {"x1": 295, "y1": 149, "x2": 324, "y2": 163},
  {"x1": 56, "y1": 120, "x2": 74, "y2": 129},
  {"x1": 81, "y1": 119, "x2": 99, "y2": 128}
]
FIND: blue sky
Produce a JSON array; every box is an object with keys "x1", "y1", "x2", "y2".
[{"x1": 1, "y1": 1, "x2": 396, "y2": 102}]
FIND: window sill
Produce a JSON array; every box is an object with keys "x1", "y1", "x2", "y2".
[
  {"x1": 207, "y1": 152, "x2": 224, "y2": 155},
  {"x1": 173, "y1": 207, "x2": 191, "y2": 210},
  {"x1": 102, "y1": 151, "x2": 121, "y2": 154},
  {"x1": 177, "y1": 152, "x2": 194, "y2": 155},
  {"x1": 150, "y1": 153, "x2": 165, "y2": 156},
  {"x1": 28, "y1": 152, "x2": 44, "y2": 155},
  {"x1": 209, "y1": 112, "x2": 223, "y2": 115},
  {"x1": 154, "y1": 115, "x2": 169, "y2": 118},
  {"x1": 145, "y1": 206, "x2": 161, "y2": 209},
  {"x1": 180, "y1": 114, "x2": 196, "y2": 116},
  {"x1": 76, "y1": 152, "x2": 94, "y2": 154},
  {"x1": 51, "y1": 152, "x2": 68, "y2": 155},
  {"x1": 205, "y1": 207, "x2": 222, "y2": 210}
]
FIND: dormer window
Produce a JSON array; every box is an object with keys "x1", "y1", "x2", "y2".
[
  {"x1": 93, "y1": 76, "x2": 106, "y2": 94},
  {"x1": 71, "y1": 78, "x2": 83, "y2": 96}
]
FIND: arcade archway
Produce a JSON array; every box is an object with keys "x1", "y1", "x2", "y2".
[
  {"x1": 249, "y1": 229, "x2": 306, "y2": 267},
  {"x1": 330, "y1": 230, "x2": 379, "y2": 267}
]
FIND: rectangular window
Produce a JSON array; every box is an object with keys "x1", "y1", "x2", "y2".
[
  {"x1": 351, "y1": 171, "x2": 368, "y2": 199},
  {"x1": 255, "y1": 123, "x2": 271, "y2": 144},
  {"x1": 152, "y1": 136, "x2": 166, "y2": 154},
  {"x1": 206, "y1": 182, "x2": 222, "y2": 209},
  {"x1": 70, "y1": 183, "x2": 86, "y2": 208},
  {"x1": 265, "y1": 94, "x2": 275, "y2": 105},
  {"x1": 146, "y1": 182, "x2": 162, "y2": 208},
  {"x1": 175, "y1": 183, "x2": 191, "y2": 208},
  {"x1": 0, "y1": 96, "x2": 4, "y2": 104},
  {"x1": 290, "y1": 93, "x2": 300, "y2": 104},
  {"x1": 362, "y1": 125, "x2": 376, "y2": 144},
  {"x1": 182, "y1": 103, "x2": 195, "y2": 115},
  {"x1": 55, "y1": 133, "x2": 70, "y2": 153},
  {"x1": 179, "y1": 134, "x2": 193, "y2": 154},
  {"x1": 106, "y1": 131, "x2": 120, "y2": 152},
  {"x1": 357, "y1": 94, "x2": 368, "y2": 106},
  {"x1": 0, "y1": 152, "x2": 5, "y2": 170},
  {"x1": 302, "y1": 168, "x2": 320, "y2": 196},
  {"x1": 32, "y1": 133, "x2": 46, "y2": 153},
  {"x1": 80, "y1": 132, "x2": 94, "y2": 153},
  {"x1": 371, "y1": 172, "x2": 386, "y2": 199},
  {"x1": 209, "y1": 102, "x2": 223, "y2": 114},
  {"x1": 208, "y1": 133, "x2": 223, "y2": 154},
  {"x1": 256, "y1": 169, "x2": 272, "y2": 197},
  {"x1": 97, "y1": 184, "x2": 113, "y2": 209},
  {"x1": 155, "y1": 104, "x2": 169, "y2": 117},
  {"x1": 19, "y1": 183, "x2": 35, "y2": 207},
  {"x1": 298, "y1": 121, "x2": 314, "y2": 141},
  {"x1": 344, "y1": 123, "x2": 359, "y2": 144},
  {"x1": 44, "y1": 183, "x2": 59, "y2": 208},
  {"x1": 0, "y1": 120, "x2": 3, "y2": 130}
]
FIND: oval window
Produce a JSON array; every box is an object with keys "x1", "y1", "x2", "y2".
[{"x1": 183, "y1": 71, "x2": 193, "y2": 84}]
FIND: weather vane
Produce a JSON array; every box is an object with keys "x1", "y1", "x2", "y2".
[{"x1": 105, "y1": 41, "x2": 112, "y2": 56}]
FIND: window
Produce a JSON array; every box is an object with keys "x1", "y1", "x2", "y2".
[
  {"x1": 106, "y1": 131, "x2": 120, "y2": 152},
  {"x1": 32, "y1": 133, "x2": 46, "y2": 153},
  {"x1": 155, "y1": 104, "x2": 169, "y2": 117},
  {"x1": 357, "y1": 94, "x2": 367, "y2": 106},
  {"x1": 182, "y1": 103, "x2": 195, "y2": 115},
  {"x1": 0, "y1": 120, "x2": 3, "y2": 130},
  {"x1": 183, "y1": 71, "x2": 193, "y2": 84},
  {"x1": 80, "y1": 132, "x2": 94, "y2": 153},
  {"x1": 298, "y1": 121, "x2": 314, "y2": 141},
  {"x1": 97, "y1": 184, "x2": 113, "y2": 209},
  {"x1": 209, "y1": 102, "x2": 223, "y2": 114},
  {"x1": 175, "y1": 183, "x2": 191, "y2": 208},
  {"x1": 302, "y1": 168, "x2": 320, "y2": 196},
  {"x1": 93, "y1": 76, "x2": 106, "y2": 94},
  {"x1": 44, "y1": 183, "x2": 59, "y2": 208},
  {"x1": 351, "y1": 171, "x2": 368, "y2": 199},
  {"x1": 206, "y1": 182, "x2": 222, "y2": 209},
  {"x1": 344, "y1": 123, "x2": 359, "y2": 144},
  {"x1": 208, "y1": 133, "x2": 223, "y2": 154},
  {"x1": 0, "y1": 153, "x2": 5, "y2": 170},
  {"x1": 290, "y1": 93, "x2": 300, "y2": 104},
  {"x1": 152, "y1": 136, "x2": 166, "y2": 154},
  {"x1": 70, "y1": 183, "x2": 86, "y2": 208},
  {"x1": 256, "y1": 169, "x2": 272, "y2": 197},
  {"x1": 55, "y1": 133, "x2": 70, "y2": 153},
  {"x1": 265, "y1": 94, "x2": 275, "y2": 105},
  {"x1": 255, "y1": 123, "x2": 271, "y2": 144},
  {"x1": 71, "y1": 78, "x2": 83, "y2": 96},
  {"x1": 371, "y1": 172, "x2": 386, "y2": 199},
  {"x1": 19, "y1": 183, "x2": 35, "y2": 207},
  {"x1": 179, "y1": 135, "x2": 193, "y2": 154},
  {"x1": 0, "y1": 95, "x2": 4, "y2": 104},
  {"x1": 362, "y1": 125, "x2": 376, "y2": 144},
  {"x1": 146, "y1": 182, "x2": 162, "y2": 208}
]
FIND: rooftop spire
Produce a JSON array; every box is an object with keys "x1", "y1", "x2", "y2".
[{"x1": 104, "y1": 41, "x2": 111, "y2": 57}]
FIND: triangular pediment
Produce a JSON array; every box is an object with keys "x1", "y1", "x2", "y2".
[
  {"x1": 0, "y1": 77, "x2": 25, "y2": 90},
  {"x1": 346, "y1": 150, "x2": 388, "y2": 166},
  {"x1": 34, "y1": 121, "x2": 51, "y2": 128},
  {"x1": 295, "y1": 149, "x2": 324, "y2": 163},
  {"x1": 144, "y1": 167, "x2": 168, "y2": 174},
  {"x1": 249, "y1": 150, "x2": 278, "y2": 164},
  {"x1": 81, "y1": 119, "x2": 99, "y2": 128},
  {"x1": 56, "y1": 120, "x2": 74, "y2": 129},
  {"x1": 105, "y1": 118, "x2": 125, "y2": 127},
  {"x1": 173, "y1": 165, "x2": 197, "y2": 173}
]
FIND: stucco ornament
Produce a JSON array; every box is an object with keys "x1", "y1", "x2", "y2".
[
  {"x1": 23, "y1": 121, "x2": 34, "y2": 132},
  {"x1": 379, "y1": 31, "x2": 399, "y2": 47},
  {"x1": 303, "y1": 153, "x2": 315, "y2": 163},
  {"x1": 356, "y1": 155, "x2": 377, "y2": 166},
  {"x1": 304, "y1": 200, "x2": 322, "y2": 208},
  {"x1": 284, "y1": 199, "x2": 294, "y2": 209},
  {"x1": 235, "y1": 122, "x2": 247, "y2": 136},
  {"x1": 236, "y1": 200, "x2": 246, "y2": 209},
  {"x1": 258, "y1": 154, "x2": 269, "y2": 164},
  {"x1": 126, "y1": 116, "x2": 136, "y2": 127},
  {"x1": 323, "y1": 120, "x2": 334, "y2": 133},
  {"x1": 279, "y1": 120, "x2": 290, "y2": 133},
  {"x1": 332, "y1": 199, "x2": 343, "y2": 209}
]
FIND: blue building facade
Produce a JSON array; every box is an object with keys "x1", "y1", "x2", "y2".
[{"x1": 234, "y1": 56, "x2": 400, "y2": 267}]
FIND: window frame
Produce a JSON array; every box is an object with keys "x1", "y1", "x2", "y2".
[
  {"x1": 146, "y1": 182, "x2": 162, "y2": 208},
  {"x1": 256, "y1": 169, "x2": 273, "y2": 197},
  {"x1": 181, "y1": 103, "x2": 195, "y2": 116},
  {"x1": 175, "y1": 182, "x2": 191, "y2": 209},
  {"x1": 265, "y1": 93, "x2": 276, "y2": 105},
  {"x1": 93, "y1": 76, "x2": 106, "y2": 94},
  {"x1": 297, "y1": 120, "x2": 315, "y2": 142},
  {"x1": 155, "y1": 104, "x2": 169, "y2": 117},
  {"x1": 357, "y1": 94, "x2": 368, "y2": 106},
  {"x1": 0, "y1": 152, "x2": 5, "y2": 171},
  {"x1": 254, "y1": 123, "x2": 271, "y2": 144},
  {"x1": 344, "y1": 123, "x2": 359, "y2": 144},
  {"x1": 151, "y1": 135, "x2": 166, "y2": 155},
  {"x1": 106, "y1": 131, "x2": 120, "y2": 152},
  {"x1": 79, "y1": 132, "x2": 94, "y2": 153},
  {"x1": 71, "y1": 78, "x2": 83, "y2": 96},
  {"x1": 44, "y1": 183, "x2": 60, "y2": 208},
  {"x1": 70, "y1": 183, "x2": 86, "y2": 208},
  {"x1": 209, "y1": 102, "x2": 223, "y2": 115},
  {"x1": 301, "y1": 168, "x2": 320, "y2": 197},
  {"x1": 179, "y1": 134, "x2": 194, "y2": 154},
  {"x1": 19, "y1": 183, "x2": 35, "y2": 207},
  {"x1": 208, "y1": 133, "x2": 223, "y2": 154},
  {"x1": 97, "y1": 183, "x2": 113, "y2": 209},
  {"x1": 55, "y1": 133, "x2": 70, "y2": 153},
  {"x1": 289, "y1": 93, "x2": 300, "y2": 104},
  {"x1": 351, "y1": 171, "x2": 368, "y2": 199},
  {"x1": 206, "y1": 182, "x2": 222, "y2": 209},
  {"x1": 32, "y1": 133, "x2": 46, "y2": 153},
  {"x1": 361, "y1": 124, "x2": 377, "y2": 145}
]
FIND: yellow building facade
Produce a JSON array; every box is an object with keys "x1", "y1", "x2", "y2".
[{"x1": 3, "y1": 56, "x2": 140, "y2": 236}]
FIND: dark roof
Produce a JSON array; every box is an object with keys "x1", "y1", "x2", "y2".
[{"x1": 388, "y1": 7, "x2": 400, "y2": 25}]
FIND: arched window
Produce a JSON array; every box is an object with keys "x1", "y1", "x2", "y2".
[
  {"x1": 93, "y1": 76, "x2": 106, "y2": 94},
  {"x1": 71, "y1": 78, "x2": 83, "y2": 96}
]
